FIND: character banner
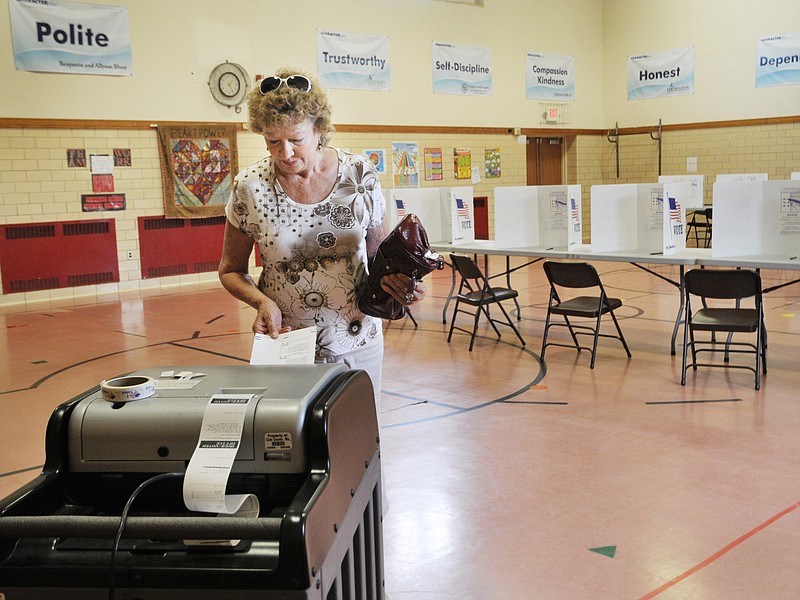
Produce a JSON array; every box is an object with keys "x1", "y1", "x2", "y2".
[
  {"x1": 627, "y1": 47, "x2": 694, "y2": 100},
  {"x1": 317, "y1": 29, "x2": 390, "y2": 91},
  {"x1": 756, "y1": 32, "x2": 800, "y2": 88},
  {"x1": 9, "y1": 0, "x2": 132, "y2": 76}
]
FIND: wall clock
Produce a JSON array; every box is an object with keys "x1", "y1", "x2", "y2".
[{"x1": 208, "y1": 61, "x2": 250, "y2": 113}]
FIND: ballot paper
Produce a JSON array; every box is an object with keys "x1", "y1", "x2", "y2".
[
  {"x1": 249, "y1": 327, "x2": 317, "y2": 365},
  {"x1": 182, "y1": 394, "x2": 257, "y2": 515}
]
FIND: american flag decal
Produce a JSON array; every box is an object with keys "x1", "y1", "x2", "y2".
[
  {"x1": 456, "y1": 197, "x2": 469, "y2": 218},
  {"x1": 395, "y1": 198, "x2": 406, "y2": 217},
  {"x1": 668, "y1": 196, "x2": 682, "y2": 223},
  {"x1": 571, "y1": 197, "x2": 580, "y2": 220}
]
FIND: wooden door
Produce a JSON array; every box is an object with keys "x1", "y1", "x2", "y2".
[{"x1": 526, "y1": 137, "x2": 563, "y2": 185}]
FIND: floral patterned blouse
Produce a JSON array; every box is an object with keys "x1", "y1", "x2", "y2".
[{"x1": 225, "y1": 149, "x2": 386, "y2": 358}]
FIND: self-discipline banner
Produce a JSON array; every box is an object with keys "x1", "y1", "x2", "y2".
[
  {"x1": 317, "y1": 29, "x2": 391, "y2": 91},
  {"x1": 627, "y1": 47, "x2": 694, "y2": 100},
  {"x1": 9, "y1": 0, "x2": 132, "y2": 76},
  {"x1": 756, "y1": 32, "x2": 800, "y2": 88},
  {"x1": 526, "y1": 52, "x2": 575, "y2": 101},
  {"x1": 432, "y1": 41, "x2": 492, "y2": 96}
]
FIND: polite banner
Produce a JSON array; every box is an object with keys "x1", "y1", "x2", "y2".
[
  {"x1": 432, "y1": 41, "x2": 492, "y2": 96},
  {"x1": 756, "y1": 32, "x2": 800, "y2": 88},
  {"x1": 627, "y1": 47, "x2": 694, "y2": 100},
  {"x1": 9, "y1": 0, "x2": 132, "y2": 76},
  {"x1": 525, "y1": 52, "x2": 575, "y2": 101},
  {"x1": 317, "y1": 29, "x2": 390, "y2": 91}
]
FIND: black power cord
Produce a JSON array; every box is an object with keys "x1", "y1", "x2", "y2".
[{"x1": 108, "y1": 472, "x2": 183, "y2": 600}]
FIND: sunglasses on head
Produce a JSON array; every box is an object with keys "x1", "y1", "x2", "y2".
[{"x1": 259, "y1": 74, "x2": 313, "y2": 94}]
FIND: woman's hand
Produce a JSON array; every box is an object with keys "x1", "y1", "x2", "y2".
[
  {"x1": 380, "y1": 273, "x2": 427, "y2": 306},
  {"x1": 253, "y1": 297, "x2": 291, "y2": 338}
]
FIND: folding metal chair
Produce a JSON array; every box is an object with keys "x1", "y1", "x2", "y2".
[
  {"x1": 540, "y1": 261, "x2": 631, "y2": 368},
  {"x1": 446, "y1": 253, "x2": 526, "y2": 352},
  {"x1": 681, "y1": 268, "x2": 766, "y2": 390},
  {"x1": 686, "y1": 207, "x2": 712, "y2": 248}
]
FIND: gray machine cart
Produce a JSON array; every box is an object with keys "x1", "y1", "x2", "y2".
[{"x1": 0, "y1": 364, "x2": 384, "y2": 599}]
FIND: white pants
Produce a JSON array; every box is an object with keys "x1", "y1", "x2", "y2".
[{"x1": 316, "y1": 335, "x2": 384, "y2": 415}]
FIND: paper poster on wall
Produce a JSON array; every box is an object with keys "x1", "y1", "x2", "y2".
[
  {"x1": 424, "y1": 147, "x2": 443, "y2": 181},
  {"x1": 392, "y1": 142, "x2": 419, "y2": 188},
  {"x1": 113, "y1": 148, "x2": 131, "y2": 167},
  {"x1": 9, "y1": 0, "x2": 132, "y2": 76},
  {"x1": 484, "y1": 148, "x2": 501, "y2": 178},
  {"x1": 756, "y1": 32, "x2": 800, "y2": 88},
  {"x1": 454, "y1": 148, "x2": 471, "y2": 179},
  {"x1": 317, "y1": 30, "x2": 390, "y2": 91},
  {"x1": 67, "y1": 149, "x2": 86, "y2": 168},
  {"x1": 363, "y1": 149, "x2": 386, "y2": 173},
  {"x1": 525, "y1": 52, "x2": 575, "y2": 101},
  {"x1": 432, "y1": 41, "x2": 492, "y2": 96},
  {"x1": 627, "y1": 47, "x2": 694, "y2": 100}
]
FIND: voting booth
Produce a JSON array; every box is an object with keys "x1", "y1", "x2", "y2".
[
  {"x1": 590, "y1": 183, "x2": 687, "y2": 255},
  {"x1": 658, "y1": 175, "x2": 705, "y2": 209},
  {"x1": 390, "y1": 186, "x2": 474, "y2": 245},
  {"x1": 493, "y1": 185, "x2": 583, "y2": 250},
  {"x1": 0, "y1": 364, "x2": 384, "y2": 600},
  {"x1": 712, "y1": 179, "x2": 800, "y2": 258}
]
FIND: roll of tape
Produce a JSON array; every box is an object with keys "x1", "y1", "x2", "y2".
[{"x1": 101, "y1": 375, "x2": 156, "y2": 403}]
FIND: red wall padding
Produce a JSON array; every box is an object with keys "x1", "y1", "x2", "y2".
[
  {"x1": 138, "y1": 216, "x2": 226, "y2": 279},
  {"x1": 0, "y1": 219, "x2": 119, "y2": 294}
]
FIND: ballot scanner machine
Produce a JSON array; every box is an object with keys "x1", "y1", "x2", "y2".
[{"x1": 0, "y1": 364, "x2": 384, "y2": 599}]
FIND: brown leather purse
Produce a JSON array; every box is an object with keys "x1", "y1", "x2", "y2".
[{"x1": 358, "y1": 214, "x2": 444, "y2": 320}]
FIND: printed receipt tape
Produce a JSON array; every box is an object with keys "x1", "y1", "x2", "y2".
[{"x1": 100, "y1": 375, "x2": 156, "y2": 403}]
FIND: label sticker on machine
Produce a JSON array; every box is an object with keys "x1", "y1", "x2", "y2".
[{"x1": 265, "y1": 432, "x2": 293, "y2": 450}]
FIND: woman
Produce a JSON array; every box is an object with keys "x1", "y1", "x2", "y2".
[{"x1": 219, "y1": 67, "x2": 425, "y2": 405}]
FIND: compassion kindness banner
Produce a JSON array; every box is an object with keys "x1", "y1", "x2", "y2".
[
  {"x1": 9, "y1": 0, "x2": 132, "y2": 76},
  {"x1": 526, "y1": 52, "x2": 574, "y2": 101},
  {"x1": 317, "y1": 29, "x2": 390, "y2": 91},
  {"x1": 756, "y1": 32, "x2": 800, "y2": 88},
  {"x1": 627, "y1": 47, "x2": 694, "y2": 100},
  {"x1": 432, "y1": 41, "x2": 492, "y2": 96}
]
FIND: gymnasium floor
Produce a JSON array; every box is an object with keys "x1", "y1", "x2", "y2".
[{"x1": 1, "y1": 257, "x2": 799, "y2": 599}]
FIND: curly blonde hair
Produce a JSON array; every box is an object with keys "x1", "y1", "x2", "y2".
[{"x1": 246, "y1": 68, "x2": 335, "y2": 146}]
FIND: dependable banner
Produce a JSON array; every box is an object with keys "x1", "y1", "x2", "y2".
[
  {"x1": 432, "y1": 41, "x2": 492, "y2": 96},
  {"x1": 526, "y1": 52, "x2": 575, "y2": 101},
  {"x1": 9, "y1": 0, "x2": 132, "y2": 76},
  {"x1": 627, "y1": 47, "x2": 694, "y2": 100},
  {"x1": 317, "y1": 29, "x2": 390, "y2": 91},
  {"x1": 756, "y1": 32, "x2": 800, "y2": 88}
]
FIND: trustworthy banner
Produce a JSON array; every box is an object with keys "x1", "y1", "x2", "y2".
[
  {"x1": 627, "y1": 47, "x2": 694, "y2": 100},
  {"x1": 756, "y1": 32, "x2": 800, "y2": 88},
  {"x1": 526, "y1": 52, "x2": 575, "y2": 101},
  {"x1": 432, "y1": 41, "x2": 492, "y2": 96},
  {"x1": 317, "y1": 29, "x2": 390, "y2": 91},
  {"x1": 9, "y1": 0, "x2": 132, "y2": 76}
]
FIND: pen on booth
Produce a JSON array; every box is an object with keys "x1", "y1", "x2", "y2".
[
  {"x1": 790, "y1": 256, "x2": 797, "y2": 260},
  {"x1": 546, "y1": 247, "x2": 554, "y2": 251}
]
